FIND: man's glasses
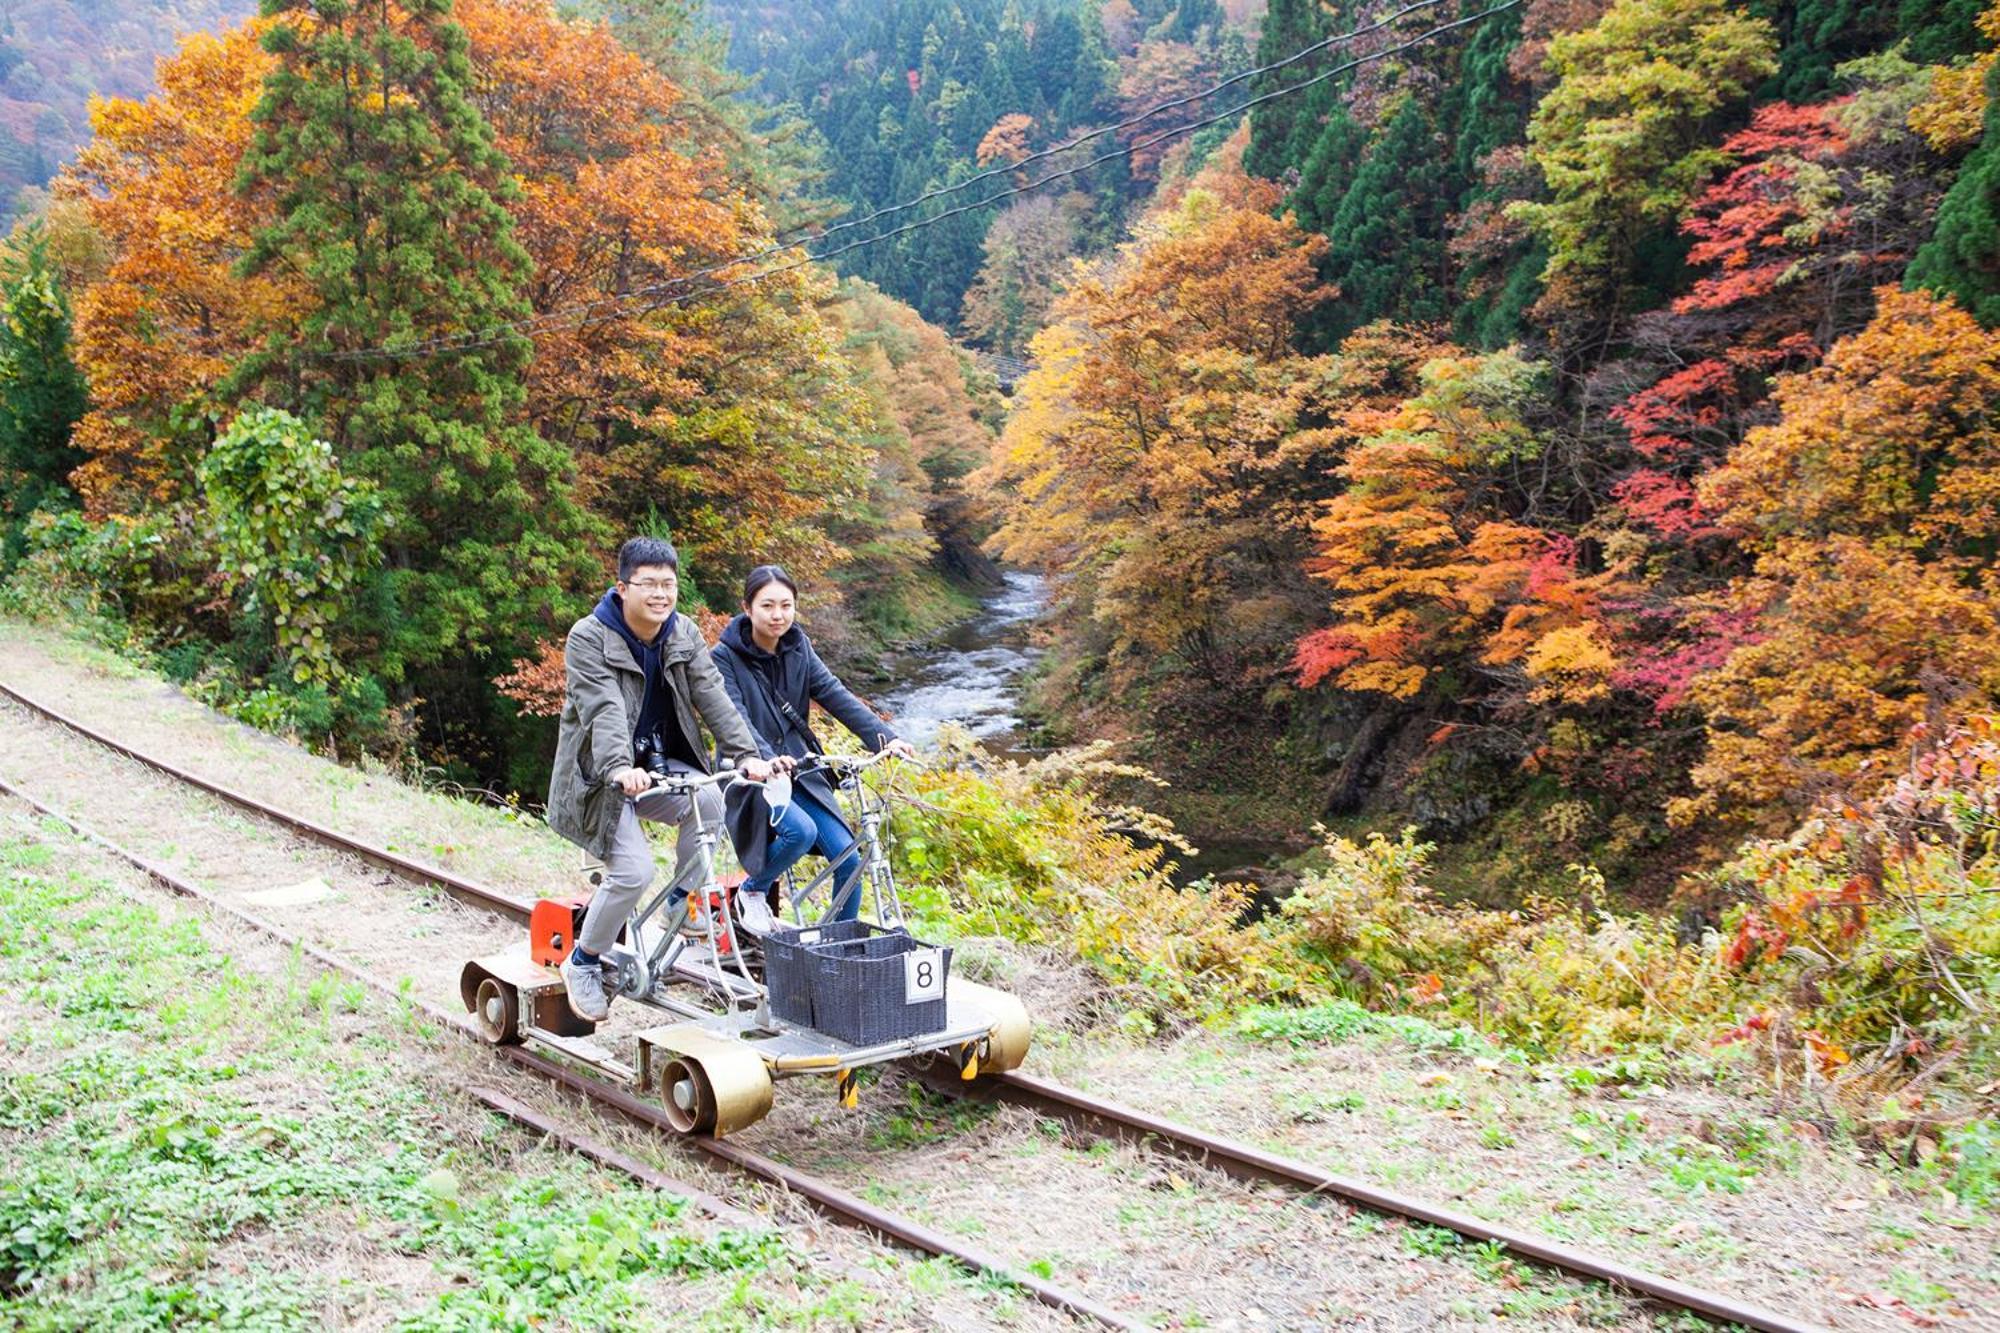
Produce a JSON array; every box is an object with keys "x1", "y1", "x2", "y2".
[{"x1": 624, "y1": 578, "x2": 677, "y2": 594}]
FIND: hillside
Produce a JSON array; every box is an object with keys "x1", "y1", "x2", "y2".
[
  {"x1": 704, "y1": 0, "x2": 1254, "y2": 332},
  {"x1": 0, "y1": 1, "x2": 256, "y2": 214}
]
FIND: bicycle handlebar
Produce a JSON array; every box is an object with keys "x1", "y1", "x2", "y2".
[
  {"x1": 608, "y1": 748, "x2": 918, "y2": 798},
  {"x1": 797, "y1": 748, "x2": 922, "y2": 777}
]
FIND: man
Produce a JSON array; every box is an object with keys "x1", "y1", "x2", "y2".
[{"x1": 546, "y1": 536, "x2": 782, "y2": 1022}]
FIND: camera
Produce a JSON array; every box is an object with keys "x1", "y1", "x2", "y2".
[{"x1": 633, "y1": 729, "x2": 674, "y2": 782}]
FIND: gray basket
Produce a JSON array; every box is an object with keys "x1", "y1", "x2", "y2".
[
  {"x1": 806, "y1": 924, "x2": 951, "y2": 1045},
  {"x1": 761, "y1": 919, "x2": 870, "y2": 1027}
]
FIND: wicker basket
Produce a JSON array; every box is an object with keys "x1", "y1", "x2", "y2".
[
  {"x1": 805, "y1": 923, "x2": 951, "y2": 1045},
  {"x1": 761, "y1": 919, "x2": 870, "y2": 1027}
]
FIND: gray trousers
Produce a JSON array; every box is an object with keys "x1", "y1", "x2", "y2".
[{"x1": 577, "y1": 761, "x2": 724, "y2": 955}]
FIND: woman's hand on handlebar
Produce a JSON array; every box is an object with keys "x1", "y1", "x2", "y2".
[{"x1": 882, "y1": 738, "x2": 917, "y2": 762}]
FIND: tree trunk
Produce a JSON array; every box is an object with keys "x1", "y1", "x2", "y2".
[{"x1": 1321, "y1": 701, "x2": 1403, "y2": 815}]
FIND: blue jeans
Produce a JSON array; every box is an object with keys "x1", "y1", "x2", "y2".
[{"x1": 746, "y1": 789, "x2": 862, "y2": 922}]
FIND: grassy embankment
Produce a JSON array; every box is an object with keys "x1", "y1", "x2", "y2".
[{"x1": 0, "y1": 811, "x2": 957, "y2": 1330}]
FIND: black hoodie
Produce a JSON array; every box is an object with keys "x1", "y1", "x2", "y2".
[{"x1": 711, "y1": 613, "x2": 897, "y2": 816}]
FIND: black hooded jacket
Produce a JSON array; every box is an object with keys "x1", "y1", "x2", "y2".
[{"x1": 711, "y1": 614, "x2": 898, "y2": 819}]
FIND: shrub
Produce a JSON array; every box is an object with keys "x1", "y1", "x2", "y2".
[
  {"x1": 888, "y1": 729, "x2": 1291, "y2": 1022},
  {"x1": 1256, "y1": 715, "x2": 2000, "y2": 1133},
  {"x1": 197, "y1": 407, "x2": 383, "y2": 687},
  {"x1": 0, "y1": 507, "x2": 206, "y2": 644},
  {"x1": 1279, "y1": 828, "x2": 1521, "y2": 1004}
]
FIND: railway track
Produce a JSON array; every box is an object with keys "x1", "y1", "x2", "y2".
[{"x1": 0, "y1": 678, "x2": 1825, "y2": 1333}]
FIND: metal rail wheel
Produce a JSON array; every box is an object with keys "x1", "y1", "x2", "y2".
[{"x1": 470, "y1": 974, "x2": 522, "y2": 1045}]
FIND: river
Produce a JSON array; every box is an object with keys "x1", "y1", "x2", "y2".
[
  {"x1": 875, "y1": 570, "x2": 1045, "y2": 758},
  {"x1": 874, "y1": 571, "x2": 1292, "y2": 886}
]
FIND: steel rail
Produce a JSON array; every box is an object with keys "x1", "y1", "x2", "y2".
[
  {"x1": 962, "y1": 1071, "x2": 1824, "y2": 1333},
  {"x1": 0, "y1": 771, "x2": 1133, "y2": 1332},
  {"x1": 0, "y1": 678, "x2": 529, "y2": 922},
  {"x1": 0, "y1": 678, "x2": 1825, "y2": 1330},
  {"x1": 499, "y1": 1045, "x2": 1140, "y2": 1330}
]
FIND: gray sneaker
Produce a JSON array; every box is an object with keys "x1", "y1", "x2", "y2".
[{"x1": 560, "y1": 954, "x2": 611, "y2": 1023}]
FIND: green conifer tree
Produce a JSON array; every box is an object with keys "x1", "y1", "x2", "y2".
[
  {"x1": 1245, "y1": 0, "x2": 1333, "y2": 179},
  {"x1": 1909, "y1": 58, "x2": 2000, "y2": 326},
  {"x1": 0, "y1": 225, "x2": 86, "y2": 564},
  {"x1": 232, "y1": 0, "x2": 595, "y2": 682},
  {"x1": 1166, "y1": 0, "x2": 1223, "y2": 42},
  {"x1": 1319, "y1": 98, "x2": 1453, "y2": 337},
  {"x1": 1773, "y1": 0, "x2": 1984, "y2": 99}
]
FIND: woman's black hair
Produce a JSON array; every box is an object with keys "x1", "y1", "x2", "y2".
[{"x1": 743, "y1": 564, "x2": 799, "y2": 606}]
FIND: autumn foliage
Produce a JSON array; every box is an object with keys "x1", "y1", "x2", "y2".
[
  {"x1": 26, "y1": 0, "x2": 966, "y2": 786},
  {"x1": 57, "y1": 23, "x2": 293, "y2": 516},
  {"x1": 1301, "y1": 350, "x2": 1617, "y2": 707},
  {"x1": 982, "y1": 133, "x2": 1339, "y2": 688},
  {"x1": 1673, "y1": 289, "x2": 2000, "y2": 820}
]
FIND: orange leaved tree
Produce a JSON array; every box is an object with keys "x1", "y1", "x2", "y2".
[
  {"x1": 980, "y1": 140, "x2": 1340, "y2": 689},
  {"x1": 1678, "y1": 288, "x2": 2000, "y2": 823},
  {"x1": 56, "y1": 23, "x2": 290, "y2": 517},
  {"x1": 1299, "y1": 349, "x2": 1620, "y2": 709}
]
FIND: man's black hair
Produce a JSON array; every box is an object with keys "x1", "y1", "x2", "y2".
[{"x1": 617, "y1": 536, "x2": 679, "y2": 582}]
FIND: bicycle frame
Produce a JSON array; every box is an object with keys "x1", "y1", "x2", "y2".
[
  {"x1": 773, "y1": 753, "x2": 910, "y2": 929},
  {"x1": 594, "y1": 752, "x2": 916, "y2": 1028},
  {"x1": 602, "y1": 770, "x2": 763, "y2": 1019}
]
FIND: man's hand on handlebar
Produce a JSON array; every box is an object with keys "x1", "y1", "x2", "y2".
[
  {"x1": 740, "y1": 755, "x2": 795, "y2": 783},
  {"x1": 612, "y1": 765, "x2": 653, "y2": 796}
]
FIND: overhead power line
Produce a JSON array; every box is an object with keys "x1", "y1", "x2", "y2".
[
  {"x1": 326, "y1": 0, "x2": 1523, "y2": 362},
  {"x1": 798, "y1": 0, "x2": 1455, "y2": 252}
]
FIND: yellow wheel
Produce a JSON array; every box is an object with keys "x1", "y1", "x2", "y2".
[
  {"x1": 655, "y1": 1041, "x2": 773, "y2": 1137},
  {"x1": 660, "y1": 1054, "x2": 718, "y2": 1134},
  {"x1": 954, "y1": 979, "x2": 1031, "y2": 1073}
]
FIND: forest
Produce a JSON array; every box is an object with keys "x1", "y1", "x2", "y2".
[
  {"x1": 0, "y1": 2, "x2": 258, "y2": 215},
  {"x1": 0, "y1": 0, "x2": 1997, "y2": 1181}
]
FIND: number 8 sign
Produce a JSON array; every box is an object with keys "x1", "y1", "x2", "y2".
[{"x1": 904, "y1": 947, "x2": 944, "y2": 1003}]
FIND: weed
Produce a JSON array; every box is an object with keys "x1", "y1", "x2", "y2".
[
  {"x1": 1238, "y1": 999, "x2": 1504, "y2": 1061},
  {"x1": 866, "y1": 1082, "x2": 995, "y2": 1150},
  {"x1": 1466, "y1": 1238, "x2": 1513, "y2": 1281},
  {"x1": 1283, "y1": 1089, "x2": 1365, "y2": 1123},
  {"x1": 1658, "y1": 1137, "x2": 1754, "y2": 1194},
  {"x1": 1402, "y1": 1224, "x2": 1459, "y2": 1257},
  {"x1": 1884, "y1": 1268, "x2": 1953, "y2": 1307},
  {"x1": 1915, "y1": 1119, "x2": 2000, "y2": 1211}
]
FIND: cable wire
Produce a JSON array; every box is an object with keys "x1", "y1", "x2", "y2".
[{"x1": 323, "y1": 0, "x2": 1522, "y2": 362}]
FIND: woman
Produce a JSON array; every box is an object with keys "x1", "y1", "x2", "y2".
[{"x1": 713, "y1": 565, "x2": 915, "y2": 922}]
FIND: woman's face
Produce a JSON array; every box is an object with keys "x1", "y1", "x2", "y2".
[{"x1": 748, "y1": 582, "x2": 796, "y2": 643}]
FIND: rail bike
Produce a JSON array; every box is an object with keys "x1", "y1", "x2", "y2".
[{"x1": 458, "y1": 750, "x2": 1031, "y2": 1136}]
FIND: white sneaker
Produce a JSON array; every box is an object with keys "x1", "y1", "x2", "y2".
[{"x1": 736, "y1": 892, "x2": 776, "y2": 936}]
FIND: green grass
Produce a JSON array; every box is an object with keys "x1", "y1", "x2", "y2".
[
  {"x1": 864, "y1": 1081, "x2": 997, "y2": 1150},
  {"x1": 0, "y1": 823, "x2": 868, "y2": 1332},
  {"x1": 1236, "y1": 998, "x2": 1514, "y2": 1062}
]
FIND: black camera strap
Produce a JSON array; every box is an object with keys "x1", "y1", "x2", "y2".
[{"x1": 745, "y1": 652, "x2": 824, "y2": 757}]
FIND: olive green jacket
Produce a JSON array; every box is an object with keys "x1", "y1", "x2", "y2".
[{"x1": 545, "y1": 609, "x2": 760, "y2": 858}]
